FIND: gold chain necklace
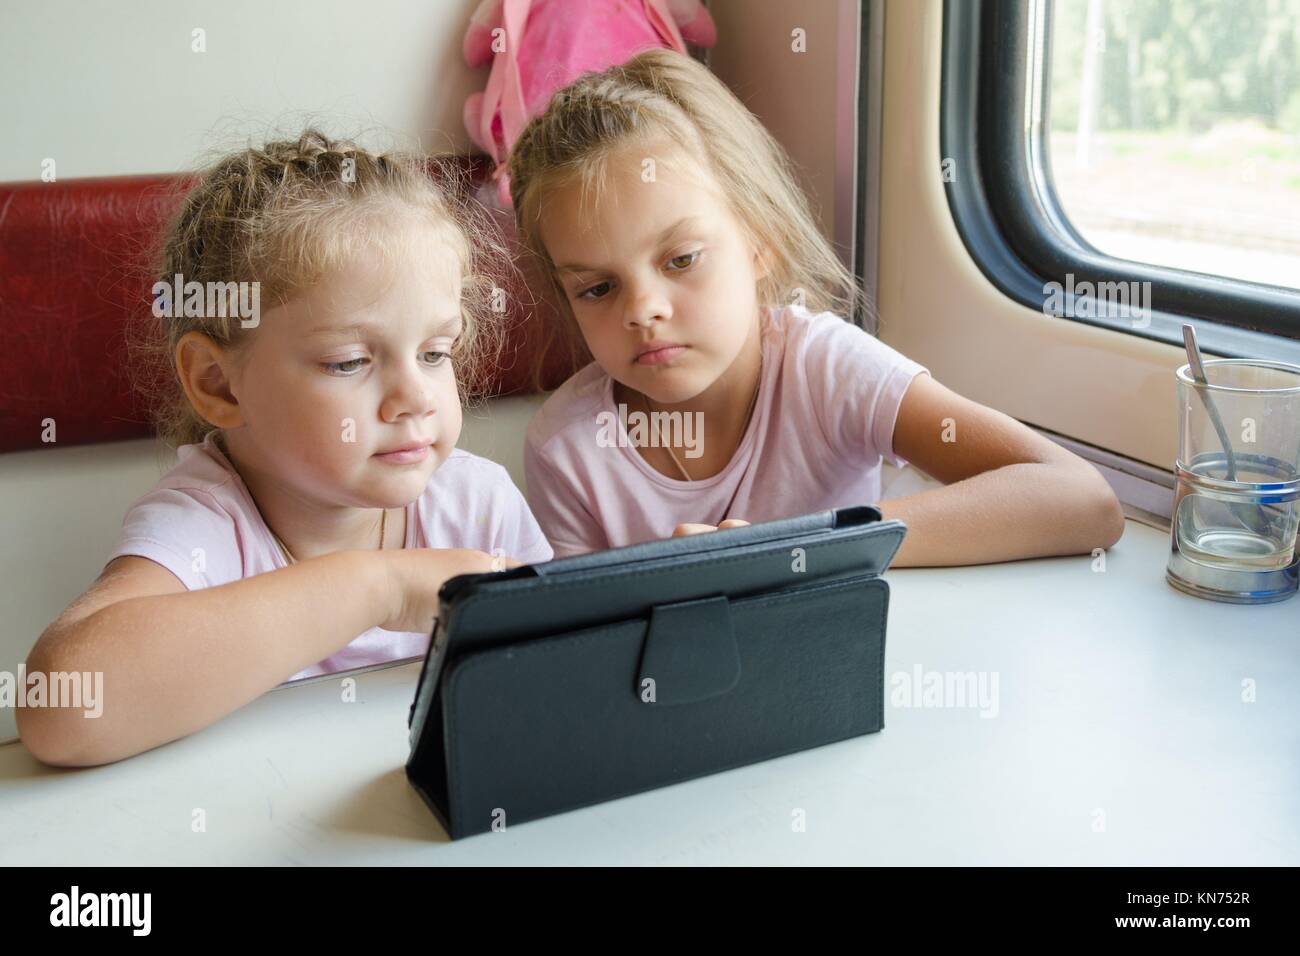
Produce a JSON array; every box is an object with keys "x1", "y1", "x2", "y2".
[
  {"x1": 270, "y1": 508, "x2": 388, "y2": 566},
  {"x1": 639, "y1": 373, "x2": 761, "y2": 483}
]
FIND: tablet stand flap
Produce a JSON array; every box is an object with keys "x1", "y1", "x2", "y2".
[{"x1": 636, "y1": 595, "x2": 740, "y2": 706}]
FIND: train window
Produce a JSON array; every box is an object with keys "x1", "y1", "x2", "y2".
[
  {"x1": 942, "y1": 0, "x2": 1300, "y2": 359},
  {"x1": 1047, "y1": 0, "x2": 1300, "y2": 292}
]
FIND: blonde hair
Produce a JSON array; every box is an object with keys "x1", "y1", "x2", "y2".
[
  {"x1": 508, "y1": 48, "x2": 868, "y2": 371},
  {"x1": 128, "y1": 127, "x2": 510, "y2": 450}
]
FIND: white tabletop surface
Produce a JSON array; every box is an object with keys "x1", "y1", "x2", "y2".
[{"x1": 2, "y1": 517, "x2": 1296, "y2": 865}]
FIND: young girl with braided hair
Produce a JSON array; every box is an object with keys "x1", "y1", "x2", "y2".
[
  {"x1": 510, "y1": 49, "x2": 1124, "y2": 563},
  {"x1": 21, "y1": 130, "x2": 551, "y2": 766}
]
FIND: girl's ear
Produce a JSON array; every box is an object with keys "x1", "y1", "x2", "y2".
[{"x1": 176, "y1": 331, "x2": 245, "y2": 430}]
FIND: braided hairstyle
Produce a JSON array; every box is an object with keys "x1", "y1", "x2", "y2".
[
  {"x1": 508, "y1": 49, "x2": 867, "y2": 371},
  {"x1": 130, "y1": 128, "x2": 508, "y2": 450}
]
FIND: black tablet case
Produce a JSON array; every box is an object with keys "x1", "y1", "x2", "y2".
[{"x1": 405, "y1": 505, "x2": 906, "y2": 839}]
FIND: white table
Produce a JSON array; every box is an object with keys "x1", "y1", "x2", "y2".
[{"x1": 2, "y1": 518, "x2": 1296, "y2": 865}]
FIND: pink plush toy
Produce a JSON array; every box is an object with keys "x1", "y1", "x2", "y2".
[{"x1": 463, "y1": 0, "x2": 718, "y2": 207}]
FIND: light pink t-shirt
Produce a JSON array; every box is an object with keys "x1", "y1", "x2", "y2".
[
  {"x1": 523, "y1": 304, "x2": 930, "y2": 557},
  {"x1": 106, "y1": 431, "x2": 553, "y2": 682}
]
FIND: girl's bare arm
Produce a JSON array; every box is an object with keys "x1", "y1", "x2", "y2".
[
  {"x1": 880, "y1": 373, "x2": 1126, "y2": 567},
  {"x1": 19, "y1": 550, "x2": 393, "y2": 767}
]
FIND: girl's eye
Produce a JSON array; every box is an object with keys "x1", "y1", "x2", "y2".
[
  {"x1": 321, "y1": 349, "x2": 451, "y2": 376},
  {"x1": 323, "y1": 357, "x2": 366, "y2": 375},
  {"x1": 573, "y1": 254, "x2": 699, "y2": 301},
  {"x1": 577, "y1": 280, "x2": 613, "y2": 301}
]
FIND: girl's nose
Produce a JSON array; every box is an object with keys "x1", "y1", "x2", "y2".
[
  {"x1": 380, "y1": 360, "x2": 436, "y2": 422},
  {"x1": 623, "y1": 281, "x2": 672, "y2": 330}
]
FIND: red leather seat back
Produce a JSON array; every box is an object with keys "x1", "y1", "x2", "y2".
[{"x1": 0, "y1": 158, "x2": 576, "y2": 453}]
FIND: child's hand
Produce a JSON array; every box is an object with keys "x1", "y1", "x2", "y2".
[
  {"x1": 379, "y1": 548, "x2": 521, "y2": 633},
  {"x1": 671, "y1": 519, "x2": 751, "y2": 538}
]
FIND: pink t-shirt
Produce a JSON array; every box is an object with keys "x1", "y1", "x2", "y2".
[
  {"x1": 523, "y1": 304, "x2": 930, "y2": 557},
  {"x1": 106, "y1": 431, "x2": 553, "y2": 682}
]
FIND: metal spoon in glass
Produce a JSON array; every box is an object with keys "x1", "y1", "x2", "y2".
[{"x1": 1182, "y1": 323, "x2": 1271, "y2": 535}]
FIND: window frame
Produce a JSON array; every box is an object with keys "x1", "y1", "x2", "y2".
[{"x1": 940, "y1": 0, "x2": 1300, "y2": 363}]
